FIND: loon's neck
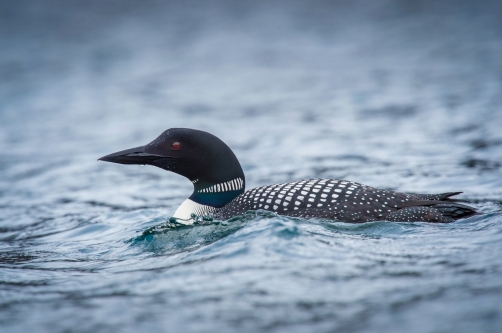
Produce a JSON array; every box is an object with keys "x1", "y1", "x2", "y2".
[
  {"x1": 189, "y1": 177, "x2": 245, "y2": 207},
  {"x1": 173, "y1": 177, "x2": 245, "y2": 223}
]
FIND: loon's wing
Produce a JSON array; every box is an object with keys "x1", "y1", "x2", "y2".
[{"x1": 215, "y1": 180, "x2": 476, "y2": 223}]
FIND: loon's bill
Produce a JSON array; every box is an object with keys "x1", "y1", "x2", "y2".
[{"x1": 98, "y1": 128, "x2": 476, "y2": 224}]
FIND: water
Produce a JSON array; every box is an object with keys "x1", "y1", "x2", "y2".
[{"x1": 1, "y1": 0, "x2": 502, "y2": 332}]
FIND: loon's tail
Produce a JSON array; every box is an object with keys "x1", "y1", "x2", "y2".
[
  {"x1": 414, "y1": 192, "x2": 477, "y2": 220},
  {"x1": 387, "y1": 192, "x2": 477, "y2": 222},
  {"x1": 430, "y1": 202, "x2": 477, "y2": 220},
  {"x1": 386, "y1": 202, "x2": 476, "y2": 223}
]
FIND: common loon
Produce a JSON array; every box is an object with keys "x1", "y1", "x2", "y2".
[{"x1": 99, "y1": 128, "x2": 476, "y2": 224}]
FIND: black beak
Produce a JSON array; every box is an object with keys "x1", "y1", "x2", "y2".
[{"x1": 98, "y1": 145, "x2": 166, "y2": 165}]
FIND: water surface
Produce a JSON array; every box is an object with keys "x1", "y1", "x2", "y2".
[{"x1": 1, "y1": 1, "x2": 502, "y2": 332}]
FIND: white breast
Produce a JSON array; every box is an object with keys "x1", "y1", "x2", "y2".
[{"x1": 173, "y1": 199, "x2": 216, "y2": 224}]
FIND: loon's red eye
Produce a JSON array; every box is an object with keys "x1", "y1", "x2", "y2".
[{"x1": 171, "y1": 142, "x2": 181, "y2": 150}]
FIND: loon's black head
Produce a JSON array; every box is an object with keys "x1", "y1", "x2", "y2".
[{"x1": 98, "y1": 128, "x2": 245, "y2": 207}]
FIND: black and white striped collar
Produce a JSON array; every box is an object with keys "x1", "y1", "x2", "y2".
[{"x1": 197, "y1": 177, "x2": 244, "y2": 193}]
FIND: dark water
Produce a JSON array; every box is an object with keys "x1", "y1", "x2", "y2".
[{"x1": 1, "y1": 1, "x2": 502, "y2": 332}]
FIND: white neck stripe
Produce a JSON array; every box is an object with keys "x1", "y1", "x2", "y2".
[{"x1": 198, "y1": 177, "x2": 244, "y2": 193}]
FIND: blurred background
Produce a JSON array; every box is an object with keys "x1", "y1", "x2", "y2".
[{"x1": 1, "y1": 1, "x2": 502, "y2": 332}]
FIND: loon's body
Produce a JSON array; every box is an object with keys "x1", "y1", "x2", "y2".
[{"x1": 99, "y1": 128, "x2": 476, "y2": 224}]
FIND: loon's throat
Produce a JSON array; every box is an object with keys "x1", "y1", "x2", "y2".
[{"x1": 189, "y1": 177, "x2": 245, "y2": 208}]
